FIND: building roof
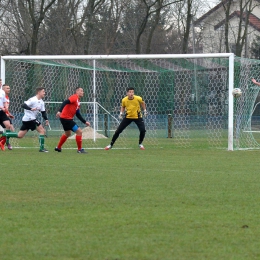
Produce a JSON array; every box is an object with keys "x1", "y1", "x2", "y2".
[
  {"x1": 247, "y1": 12, "x2": 260, "y2": 31},
  {"x1": 194, "y1": 0, "x2": 229, "y2": 25},
  {"x1": 213, "y1": 11, "x2": 260, "y2": 32},
  {"x1": 195, "y1": 0, "x2": 260, "y2": 26}
]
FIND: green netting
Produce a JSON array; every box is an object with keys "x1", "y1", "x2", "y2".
[
  {"x1": 233, "y1": 57, "x2": 260, "y2": 150},
  {"x1": 2, "y1": 55, "x2": 260, "y2": 150}
]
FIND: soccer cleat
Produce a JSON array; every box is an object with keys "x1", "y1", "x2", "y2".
[
  {"x1": 139, "y1": 144, "x2": 145, "y2": 150},
  {"x1": 105, "y1": 145, "x2": 112, "y2": 150},
  {"x1": 54, "y1": 147, "x2": 62, "y2": 152},
  {"x1": 77, "y1": 148, "x2": 87, "y2": 154},
  {"x1": 39, "y1": 148, "x2": 49, "y2": 153},
  {"x1": 0, "y1": 141, "x2": 5, "y2": 151},
  {"x1": 7, "y1": 143, "x2": 12, "y2": 150}
]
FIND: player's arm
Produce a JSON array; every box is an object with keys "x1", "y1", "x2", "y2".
[
  {"x1": 141, "y1": 100, "x2": 146, "y2": 110},
  {"x1": 120, "y1": 106, "x2": 125, "y2": 114},
  {"x1": 1, "y1": 101, "x2": 7, "y2": 112},
  {"x1": 21, "y1": 103, "x2": 37, "y2": 111},
  {"x1": 119, "y1": 106, "x2": 125, "y2": 119},
  {"x1": 21, "y1": 103, "x2": 34, "y2": 110},
  {"x1": 5, "y1": 108, "x2": 14, "y2": 118},
  {"x1": 56, "y1": 99, "x2": 70, "y2": 117},
  {"x1": 119, "y1": 98, "x2": 126, "y2": 119},
  {"x1": 0, "y1": 95, "x2": 7, "y2": 111},
  {"x1": 76, "y1": 109, "x2": 90, "y2": 126},
  {"x1": 252, "y1": 78, "x2": 260, "y2": 87},
  {"x1": 59, "y1": 99, "x2": 70, "y2": 112},
  {"x1": 41, "y1": 111, "x2": 49, "y2": 126},
  {"x1": 140, "y1": 99, "x2": 148, "y2": 116}
]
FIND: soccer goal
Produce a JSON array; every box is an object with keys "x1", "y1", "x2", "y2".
[{"x1": 1, "y1": 53, "x2": 260, "y2": 151}]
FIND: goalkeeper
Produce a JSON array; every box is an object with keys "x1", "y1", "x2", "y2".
[{"x1": 105, "y1": 87, "x2": 147, "y2": 150}]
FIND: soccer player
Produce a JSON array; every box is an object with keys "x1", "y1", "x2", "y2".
[
  {"x1": 0, "y1": 84, "x2": 13, "y2": 151},
  {"x1": 0, "y1": 84, "x2": 15, "y2": 150},
  {"x1": 105, "y1": 87, "x2": 147, "y2": 150},
  {"x1": 252, "y1": 78, "x2": 260, "y2": 86},
  {"x1": 55, "y1": 87, "x2": 90, "y2": 153},
  {"x1": 1, "y1": 87, "x2": 49, "y2": 152}
]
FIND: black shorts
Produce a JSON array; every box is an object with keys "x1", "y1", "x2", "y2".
[
  {"x1": 60, "y1": 118, "x2": 78, "y2": 131},
  {"x1": 0, "y1": 118, "x2": 12, "y2": 128},
  {"x1": 117, "y1": 117, "x2": 146, "y2": 133},
  {"x1": 0, "y1": 110, "x2": 10, "y2": 127},
  {"x1": 20, "y1": 119, "x2": 41, "y2": 131}
]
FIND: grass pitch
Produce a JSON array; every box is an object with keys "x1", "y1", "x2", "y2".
[{"x1": 1, "y1": 139, "x2": 260, "y2": 259}]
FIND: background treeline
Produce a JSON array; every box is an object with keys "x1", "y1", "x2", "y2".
[{"x1": 0, "y1": 0, "x2": 211, "y2": 55}]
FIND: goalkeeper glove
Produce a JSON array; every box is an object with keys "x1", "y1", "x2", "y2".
[
  {"x1": 119, "y1": 112, "x2": 123, "y2": 120},
  {"x1": 143, "y1": 110, "x2": 148, "y2": 117}
]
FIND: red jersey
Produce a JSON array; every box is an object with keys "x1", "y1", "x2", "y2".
[
  {"x1": 60, "y1": 94, "x2": 80, "y2": 119},
  {"x1": 5, "y1": 95, "x2": 9, "y2": 107}
]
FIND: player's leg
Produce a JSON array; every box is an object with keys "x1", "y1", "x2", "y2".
[
  {"x1": 0, "y1": 121, "x2": 6, "y2": 150},
  {"x1": 55, "y1": 118, "x2": 72, "y2": 152},
  {"x1": 105, "y1": 118, "x2": 132, "y2": 150},
  {"x1": 17, "y1": 121, "x2": 31, "y2": 139},
  {"x1": 0, "y1": 118, "x2": 12, "y2": 150},
  {"x1": 73, "y1": 126, "x2": 87, "y2": 153},
  {"x1": 134, "y1": 118, "x2": 146, "y2": 150},
  {"x1": 1, "y1": 118, "x2": 19, "y2": 138},
  {"x1": 6, "y1": 119, "x2": 14, "y2": 150},
  {"x1": 35, "y1": 120, "x2": 48, "y2": 152},
  {"x1": 55, "y1": 130, "x2": 71, "y2": 152}
]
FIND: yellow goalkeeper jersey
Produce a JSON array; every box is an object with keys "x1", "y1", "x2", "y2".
[{"x1": 122, "y1": 95, "x2": 144, "y2": 119}]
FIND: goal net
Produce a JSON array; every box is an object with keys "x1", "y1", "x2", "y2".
[{"x1": 1, "y1": 54, "x2": 259, "y2": 151}]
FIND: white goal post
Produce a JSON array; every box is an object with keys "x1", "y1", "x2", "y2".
[{"x1": 0, "y1": 53, "x2": 245, "y2": 150}]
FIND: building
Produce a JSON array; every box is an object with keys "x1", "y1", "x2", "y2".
[{"x1": 195, "y1": 0, "x2": 260, "y2": 57}]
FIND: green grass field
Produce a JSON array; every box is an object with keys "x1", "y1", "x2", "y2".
[{"x1": 1, "y1": 138, "x2": 260, "y2": 260}]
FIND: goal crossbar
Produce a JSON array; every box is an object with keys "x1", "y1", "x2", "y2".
[{"x1": 1, "y1": 53, "x2": 236, "y2": 150}]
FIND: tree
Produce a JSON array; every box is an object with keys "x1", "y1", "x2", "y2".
[
  {"x1": 91, "y1": 0, "x2": 129, "y2": 54},
  {"x1": 80, "y1": 0, "x2": 106, "y2": 55},
  {"x1": 181, "y1": 0, "x2": 193, "y2": 53},
  {"x1": 39, "y1": 0, "x2": 84, "y2": 54},
  {"x1": 222, "y1": 0, "x2": 259, "y2": 57},
  {"x1": 251, "y1": 35, "x2": 260, "y2": 59},
  {"x1": 135, "y1": 0, "x2": 183, "y2": 54},
  {"x1": 221, "y1": 0, "x2": 232, "y2": 53},
  {"x1": 18, "y1": 0, "x2": 57, "y2": 54},
  {"x1": 0, "y1": 0, "x2": 214, "y2": 55},
  {"x1": 0, "y1": 0, "x2": 57, "y2": 55},
  {"x1": 169, "y1": 0, "x2": 206, "y2": 53}
]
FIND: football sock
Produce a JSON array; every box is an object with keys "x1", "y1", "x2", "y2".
[
  {"x1": 76, "y1": 135, "x2": 82, "y2": 150},
  {"x1": 6, "y1": 130, "x2": 11, "y2": 145},
  {"x1": 39, "y1": 135, "x2": 45, "y2": 150},
  {"x1": 3, "y1": 132, "x2": 18, "y2": 137},
  {"x1": 0, "y1": 136, "x2": 6, "y2": 145},
  {"x1": 57, "y1": 134, "x2": 68, "y2": 149}
]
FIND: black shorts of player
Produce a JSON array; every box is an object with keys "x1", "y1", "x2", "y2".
[
  {"x1": 0, "y1": 118, "x2": 12, "y2": 128},
  {"x1": 117, "y1": 117, "x2": 146, "y2": 133},
  {"x1": 20, "y1": 119, "x2": 41, "y2": 131},
  {"x1": 0, "y1": 110, "x2": 10, "y2": 127},
  {"x1": 60, "y1": 118, "x2": 78, "y2": 131}
]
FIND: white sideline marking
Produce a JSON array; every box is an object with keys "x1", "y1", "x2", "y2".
[{"x1": 243, "y1": 131, "x2": 260, "y2": 133}]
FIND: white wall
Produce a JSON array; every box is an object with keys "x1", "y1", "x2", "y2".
[{"x1": 198, "y1": 0, "x2": 260, "y2": 57}]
